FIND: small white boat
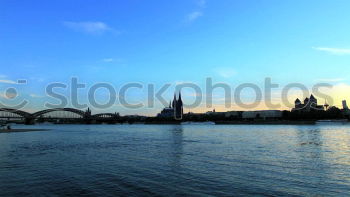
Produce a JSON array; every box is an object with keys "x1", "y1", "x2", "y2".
[
  {"x1": 181, "y1": 121, "x2": 215, "y2": 125},
  {"x1": 316, "y1": 119, "x2": 349, "y2": 124},
  {"x1": 0, "y1": 120, "x2": 11, "y2": 130}
]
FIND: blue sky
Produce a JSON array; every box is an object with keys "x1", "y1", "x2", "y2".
[{"x1": 1, "y1": 0, "x2": 350, "y2": 115}]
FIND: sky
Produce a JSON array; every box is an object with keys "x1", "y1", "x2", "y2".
[{"x1": 1, "y1": 0, "x2": 350, "y2": 115}]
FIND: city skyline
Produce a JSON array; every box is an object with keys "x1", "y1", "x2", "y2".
[
  {"x1": 1, "y1": 0, "x2": 350, "y2": 115},
  {"x1": 2, "y1": 2, "x2": 350, "y2": 196}
]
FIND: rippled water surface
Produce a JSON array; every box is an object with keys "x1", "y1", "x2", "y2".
[{"x1": 1, "y1": 124, "x2": 350, "y2": 196}]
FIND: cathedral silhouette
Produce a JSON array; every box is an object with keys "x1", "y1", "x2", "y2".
[{"x1": 157, "y1": 92, "x2": 183, "y2": 120}]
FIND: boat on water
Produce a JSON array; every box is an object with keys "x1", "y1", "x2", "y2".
[
  {"x1": 0, "y1": 120, "x2": 12, "y2": 130},
  {"x1": 181, "y1": 121, "x2": 215, "y2": 125},
  {"x1": 316, "y1": 119, "x2": 349, "y2": 124},
  {"x1": 39, "y1": 122, "x2": 55, "y2": 125}
]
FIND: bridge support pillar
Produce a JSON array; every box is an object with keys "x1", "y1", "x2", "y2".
[
  {"x1": 25, "y1": 118, "x2": 35, "y2": 125},
  {"x1": 84, "y1": 118, "x2": 93, "y2": 124}
]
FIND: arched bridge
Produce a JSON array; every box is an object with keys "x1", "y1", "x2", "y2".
[
  {"x1": 0, "y1": 108, "x2": 86, "y2": 119},
  {"x1": 32, "y1": 108, "x2": 86, "y2": 118},
  {"x1": 0, "y1": 108, "x2": 32, "y2": 118},
  {"x1": 0, "y1": 108, "x2": 120, "y2": 124}
]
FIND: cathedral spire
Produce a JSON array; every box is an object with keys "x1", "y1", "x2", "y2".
[
  {"x1": 172, "y1": 93, "x2": 177, "y2": 108},
  {"x1": 174, "y1": 91, "x2": 183, "y2": 120},
  {"x1": 177, "y1": 91, "x2": 183, "y2": 106}
]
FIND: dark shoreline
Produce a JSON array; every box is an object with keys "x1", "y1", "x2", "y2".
[
  {"x1": 147, "y1": 120, "x2": 349, "y2": 125},
  {"x1": 214, "y1": 120, "x2": 317, "y2": 125},
  {"x1": 1, "y1": 120, "x2": 348, "y2": 130},
  {"x1": 0, "y1": 129, "x2": 50, "y2": 133},
  {"x1": 145, "y1": 120, "x2": 318, "y2": 125}
]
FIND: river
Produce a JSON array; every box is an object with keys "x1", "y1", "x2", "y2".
[{"x1": 0, "y1": 124, "x2": 349, "y2": 196}]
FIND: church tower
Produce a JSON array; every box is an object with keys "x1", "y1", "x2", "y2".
[
  {"x1": 158, "y1": 92, "x2": 184, "y2": 119},
  {"x1": 172, "y1": 93, "x2": 177, "y2": 109},
  {"x1": 175, "y1": 92, "x2": 183, "y2": 120}
]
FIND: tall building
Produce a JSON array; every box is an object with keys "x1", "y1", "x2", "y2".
[
  {"x1": 342, "y1": 100, "x2": 348, "y2": 110},
  {"x1": 175, "y1": 92, "x2": 183, "y2": 119},
  {"x1": 157, "y1": 92, "x2": 183, "y2": 120}
]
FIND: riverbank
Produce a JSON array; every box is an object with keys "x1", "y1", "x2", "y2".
[
  {"x1": 0, "y1": 129, "x2": 50, "y2": 133},
  {"x1": 214, "y1": 120, "x2": 317, "y2": 125},
  {"x1": 145, "y1": 120, "x2": 317, "y2": 125}
]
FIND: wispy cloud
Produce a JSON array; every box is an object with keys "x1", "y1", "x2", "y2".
[
  {"x1": 317, "y1": 82, "x2": 350, "y2": 107},
  {"x1": 215, "y1": 67, "x2": 236, "y2": 78},
  {"x1": 0, "y1": 79, "x2": 17, "y2": 84},
  {"x1": 196, "y1": 0, "x2": 206, "y2": 8},
  {"x1": 316, "y1": 78, "x2": 346, "y2": 82},
  {"x1": 185, "y1": 0, "x2": 206, "y2": 23},
  {"x1": 100, "y1": 58, "x2": 124, "y2": 66},
  {"x1": 186, "y1": 11, "x2": 203, "y2": 23},
  {"x1": 102, "y1": 58, "x2": 115, "y2": 62},
  {"x1": 313, "y1": 47, "x2": 350, "y2": 55},
  {"x1": 63, "y1": 21, "x2": 118, "y2": 35}
]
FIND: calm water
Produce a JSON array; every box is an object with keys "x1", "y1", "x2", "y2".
[{"x1": 0, "y1": 124, "x2": 350, "y2": 196}]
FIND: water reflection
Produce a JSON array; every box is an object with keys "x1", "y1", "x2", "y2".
[
  {"x1": 168, "y1": 125, "x2": 184, "y2": 170},
  {"x1": 295, "y1": 127, "x2": 324, "y2": 160},
  {"x1": 296, "y1": 128, "x2": 322, "y2": 146},
  {"x1": 293, "y1": 126, "x2": 336, "y2": 190}
]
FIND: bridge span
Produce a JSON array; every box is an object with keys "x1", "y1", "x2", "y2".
[{"x1": 0, "y1": 108, "x2": 120, "y2": 124}]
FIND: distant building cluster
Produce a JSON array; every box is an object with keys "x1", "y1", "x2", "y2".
[
  {"x1": 3, "y1": 93, "x2": 350, "y2": 124},
  {"x1": 292, "y1": 94, "x2": 325, "y2": 112},
  {"x1": 157, "y1": 93, "x2": 350, "y2": 121}
]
